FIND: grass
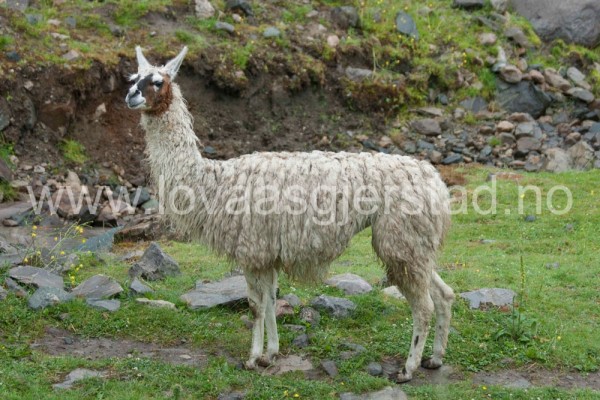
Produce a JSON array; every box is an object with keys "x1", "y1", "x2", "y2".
[
  {"x1": 59, "y1": 139, "x2": 88, "y2": 165},
  {"x1": 1, "y1": 167, "x2": 599, "y2": 398}
]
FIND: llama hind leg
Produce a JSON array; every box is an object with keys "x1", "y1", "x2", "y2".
[
  {"x1": 244, "y1": 268, "x2": 279, "y2": 369},
  {"x1": 396, "y1": 284, "x2": 435, "y2": 383},
  {"x1": 421, "y1": 272, "x2": 454, "y2": 369}
]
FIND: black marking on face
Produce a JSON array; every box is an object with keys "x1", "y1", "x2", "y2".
[{"x1": 137, "y1": 75, "x2": 154, "y2": 93}]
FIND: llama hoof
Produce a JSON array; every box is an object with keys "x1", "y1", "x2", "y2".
[
  {"x1": 244, "y1": 359, "x2": 258, "y2": 370},
  {"x1": 395, "y1": 369, "x2": 412, "y2": 384},
  {"x1": 257, "y1": 355, "x2": 275, "y2": 367},
  {"x1": 421, "y1": 357, "x2": 443, "y2": 369}
]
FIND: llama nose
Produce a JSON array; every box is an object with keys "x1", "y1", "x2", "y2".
[{"x1": 134, "y1": 89, "x2": 141, "y2": 96}]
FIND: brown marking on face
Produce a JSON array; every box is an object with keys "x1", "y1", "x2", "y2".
[{"x1": 141, "y1": 73, "x2": 173, "y2": 116}]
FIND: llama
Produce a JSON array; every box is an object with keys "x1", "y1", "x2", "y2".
[{"x1": 125, "y1": 46, "x2": 455, "y2": 383}]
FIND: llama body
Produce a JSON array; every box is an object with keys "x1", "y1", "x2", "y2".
[{"x1": 127, "y1": 46, "x2": 455, "y2": 382}]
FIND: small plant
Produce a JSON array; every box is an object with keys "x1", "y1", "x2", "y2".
[
  {"x1": 488, "y1": 136, "x2": 501, "y2": 147},
  {"x1": 0, "y1": 35, "x2": 14, "y2": 50},
  {"x1": 60, "y1": 139, "x2": 88, "y2": 165},
  {"x1": 495, "y1": 307, "x2": 538, "y2": 343}
]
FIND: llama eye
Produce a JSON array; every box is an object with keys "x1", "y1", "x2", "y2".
[{"x1": 154, "y1": 81, "x2": 163, "y2": 88}]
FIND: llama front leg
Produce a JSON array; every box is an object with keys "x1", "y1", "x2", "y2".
[
  {"x1": 244, "y1": 268, "x2": 279, "y2": 369},
  {"x1": 397, "y1": 290, "x2": 434, "y2": 383},
  {"x1": 244, "y1": 270, "x2": 267, "y2": 369},
  {"x1": 421, "y1": 272, "x2": 454, "y2": 369},
  {"x1": 263, "y1": 269, "x2": 279, "y2": 364}
]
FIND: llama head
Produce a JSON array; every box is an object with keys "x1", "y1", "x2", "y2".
[{"x1": 125, "y1": 46, "x2": 188, "y2": 115}]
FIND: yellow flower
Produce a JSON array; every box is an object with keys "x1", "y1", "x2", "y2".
[
  {"x1": 293, "y1": 394, "x2": 300, "y2": 398},
  {"x1": 24, "y1": 258, "x2": 29, "y2": 263},
  {"x1": 54, "y1": 237, "x2": 58, "y2": 241},
  {"x1": 81, "y1": 239, "x2": 87, "y2": 244},
  {"x1": 482, "y1": 386, "x2": 487, "y2": 390},
  {"x1": 32, "y1": 225, "x2": 38, "y2": 230},
  {"x1": 60, "y1": 251, "x2": 65, "y2": 255},
  {"x1": 284, "y1": 390, "x2": 288, "y2": 397},
  {"x1": 79, "y1": 264, "x2": 83, "y2": 268},
  {"x1": 31, "y1": 233, "x2": 37, "y2": 238},
  {"x1": 557, "y1": 336, "x2": 561, "y2": 341}
]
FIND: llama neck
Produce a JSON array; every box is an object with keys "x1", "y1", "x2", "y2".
[{"x1": 140, "y1": 83, "x2": 217, "y2": 228}]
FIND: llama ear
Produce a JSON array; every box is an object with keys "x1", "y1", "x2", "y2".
[
  {"x1": 135, "y1": 46, "x2": 151, "y2": 71},
  {"x1": 164, "y1": 46, "x2": 188, "y2": 79}
]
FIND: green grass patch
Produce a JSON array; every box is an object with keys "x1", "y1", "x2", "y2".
[{"x1": 59, "y1": 139, "x2": 88, "y2": 165}]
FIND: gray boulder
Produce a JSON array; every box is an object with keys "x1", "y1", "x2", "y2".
[
  {"x1": 568, "y1": 141, "x2": 595, "y2": 170},
  {"x1": 181, "y1": 275, "x2": 247, "y2": 309},
  {"x1": 130, "y1": 278, "x2": 153, "y2": 295},
  {"x1": 412, "y1": 118, "x2": 442, "y2": 136},
  {"x1": 325, "y1": 273, "x2": 372, "y2": 295},
  {"x1": 282, "y1": 293, "x2": 301, "y2": 307},
  {"x1": 340, "y1": 387, "x2": 408, "y2": 400},
  {"x1": 395, "y1": 12, "x2": 419, "y2": 39},
  {"x1": 544, "y1": 148, "x2": 572, "y2": 172},
  {"x1": 496, "y1": 81, "x2": 552, "y2": 118},
  {"x1": 9, "y1": 266, "x2": 64, "y2": 289},
  {"x1": 331, "y1": 6, "x2": 360, "y2": 30},
  {"x1": 0, "y1": 285, "x2": 7, "y2": 300},
  {"x1": 453, "y1": 0, "x2": 484, "y2": 9},
  {"x1": 53, "y1": 368, "x2": 107, "y2": 390},
  {"x1": 511, "y1": 0, "x2": 600, "y2": 48},
  {"x1": 194, "y1": 0, "x2": 215, "y2": 19},
  {"x1": 86, "y1": 298, "x2": 121, "y2": 312},
  {"x1": 310, "y1": 295, "x2": 356, "y2": 318},
  {"x1": 129, "y1": 242, "x2": 180, "y2": 281},
  {"x1": 71, "y1": 275, "x2": 123, "y2": 299},
  {"x1": 28, "y1": 287, "x2": 74, "y2": 310},
  {"x1": 460, "y1": 288, "x2": 516, "y2": 309}
]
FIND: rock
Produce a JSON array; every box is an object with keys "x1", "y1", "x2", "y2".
[
  {"x1": 26, "y1": 13, "x2": 43, "y2": 25},
  {"x1": 130, "y1": 278, "x2": 153, "y2": 295},
  {"x1": 86, "y1": 298, "x2": 121, "y2": 312},
  {"x1": 53, "y1": 368, "x2": 107, "y2": 389},
  {"x1": 310, "y1": 295, "x2": 356, "y2": 318},
  {"x1": 568, "y1": 141, "x2": 595, "y2": 170},
  {"x1": 0, "y1": 285, "x2": 7, "y2": 300},
  {"x1": 514, "y1": 121, "x2": 541, "y2": 139},
  {"x1": 263, "y1": 26, "x2": 281, "y2": 38},
  {"x1": 129, "y1": 242, "x2": 181, "y2": 281},
  {"x1": 499, "y1": 65, "x2": 522, "y2": 83},
  {"x1": 565, "y1": 132, "x2": 581, "y2": 146},
  {"x1": 215, "y1": 21, "x2": 235, "y2": 34},
  {"x1": 544, "y1": 68, "x2": 571, "y2": 91},
  {"x1": 331, "y1": 6, "x2": 360, "y2": 30},
  {"x1": 71, "y1": 275, "x2": 123, "y2": 299},
  {"x1": 528, "y1": 69, "x2": 545, "y2": 84},
  {"x1": 299, "y1": 306, "x2": 321, "y2": 325},
  {"x1": 441, "y1": 153, "x2": 463, "y2": 165},
  {"x1": 327, "y1": 34, "x2": 340, "y2": 47},
  {"x1": 395, "y1": 11, "x2": 419, "y2": 39},
  {"x1": 0, "y1": 97, "x2": 10, "y2": 132},
  {"x1": 511, "y1": 0, "x2": 600, "y2": 48},
  {"x1": 194, "y1": 0, "x2": 215, "y2": 19},
  {"x1": 567, "y1": 67, "x2": 591, "y2": 89},
  {"x1": 321, "y1": 360, "x2": 338, "y2": 377},
  {"x1": 453, "y1": 0, "x2": 484, "y2": 9},
  {"x1": 266, "y1": 355, "x2": 312, "y2": 376},
  {"x1": 340, "y1": 387, "x2": 408, "y2": 400},
  {"x1": 345, "y1": 67, "x2": 373, "y2": 82},
  {"x1": 181, "y1": 275, "x2": 247, "y2": 309},
  {"x1": 217, "y1": 392, "x2": 245, "y2": 400},
  {"x1": 61, "y1": 50, "x2": 80, "y2": 62},
  {"x1": 491, "y1": 0, "x2": 508, "y2": 13},
  {"x1": 5, "y1": 277, "x2": 27, "y2": 297},
  {"x1": 135, "y1": 298, "x2": 176, "y2": 309},
  {"x1": 276, "y1": 299, "x2": 294, "y2": 318},
  {"x1": 28, "y1": 287, "x2": 74, "y2": 310},
  {"x1": 64, "y1": 16, "x2": 76, "y2": 28},
  {"x1": 282, "y1": 293, "x2": 300, "y2": 307},
  {"x1": 567, "y1": 87, "x2": 594, "y2": 103},
  {"x1": 459, "y1": 96, "x2": 487, "y2": 113},
  {"x1": 292, "y1": 333, "x2": 309, "y2": 348},
  {"x1": 516, "y1": 137, "x2": 541, "y2": 155},
  {"x1": 77, "y1": 227, "x2": 120, "y2": 253},
  {"x1": 382, "y1": 286, "x2": 405, "y2": 300},
  {"x1": 23, "y1": 96, "x2": 36, "y2": 129},
  {"x1": 428, "y1": 150, "x2": 443, "y2": 164},
  {"x1": 497, "y1": 121, "x2": 515, "y2": 132},
  {"x1": 459, "y1": 288, "x2": 516, "y2": 309},
  {"x1": 412, "y1": 118, "x2": 442, "y2": 136},
  {"x1": 524, "y1": 215, "x2": 536, "y2": 222},
  {"x1": 367, "y1": 362, "x2": 383, "y2": 376},
  {"x1": 546, "y1": 262, "x2": 560, "y2": 269},
  {"x1": 9, "y1": 266, "x2": 64, "y2": 289},
  {"x1": 226, "y1": 0, "x2": 253, "y2": 16},
  {"x1": 325, "y1": 273, "x2": 372, "y2": 295},
  {"x1": 496, "y1": 81, "x2": 552, "y2": 118},
  {"x1": 5, "y1": 0, "x2": 30, "y2": 12},
  {"x1": 478, "y1": 32, "x2": 497, "y2": 46},
  {"x1": 340, "y1": 342, "x2": 367, "y2": 359}
]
